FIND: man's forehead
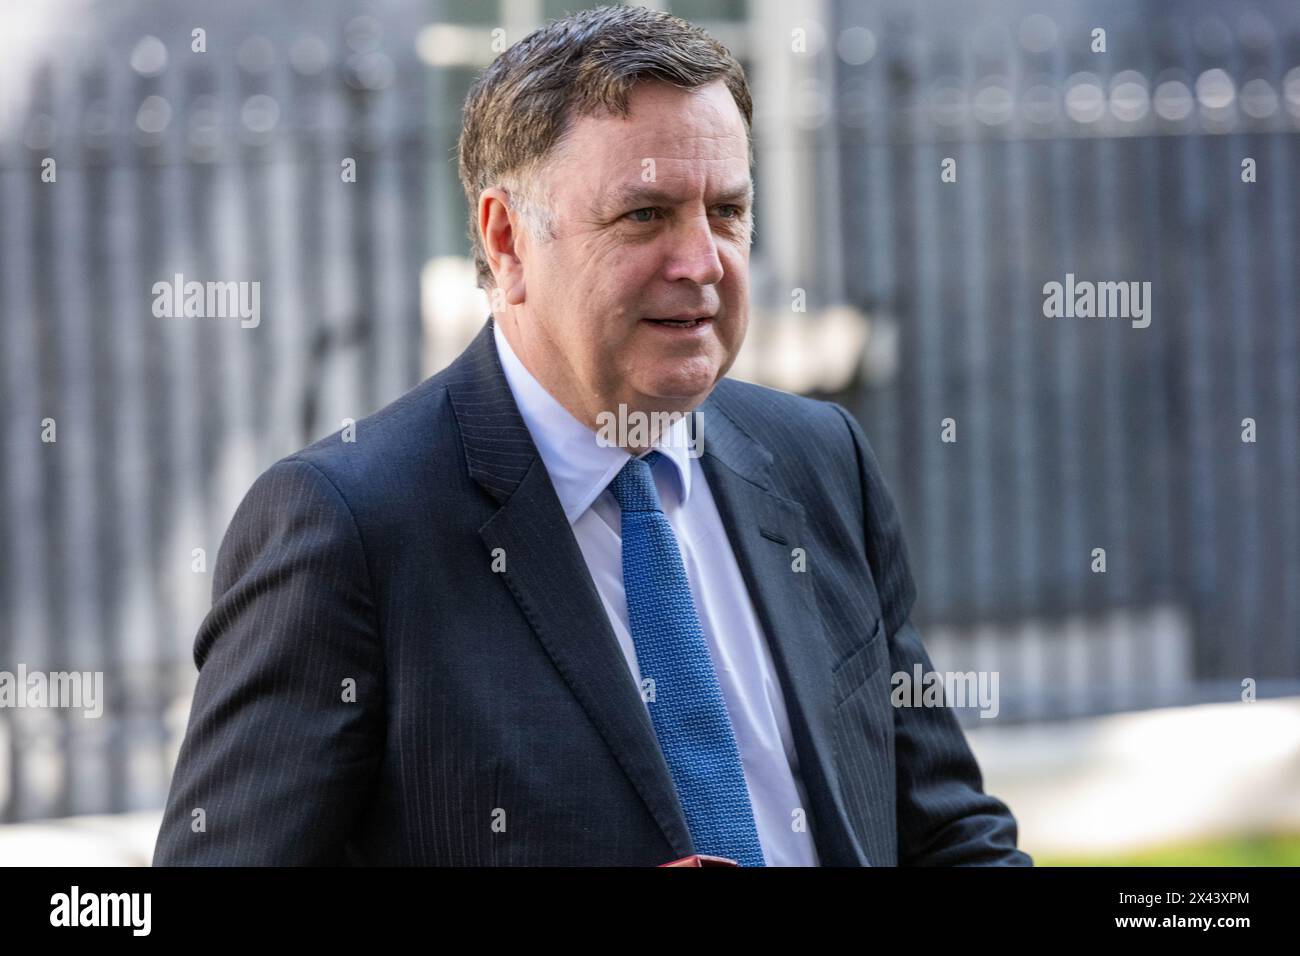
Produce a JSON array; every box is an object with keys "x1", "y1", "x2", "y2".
[{"x1": 559, "y1": 83, "x2": 748, "y2": 182}]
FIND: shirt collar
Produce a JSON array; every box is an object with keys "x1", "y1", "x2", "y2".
[{"x1": 492, "y1": 318, "x2": 692, "y2": 524}]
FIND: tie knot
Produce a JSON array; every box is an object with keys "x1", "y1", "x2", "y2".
[{"x1": 608, "y1": 450, "x2": 663, "y2": 513}]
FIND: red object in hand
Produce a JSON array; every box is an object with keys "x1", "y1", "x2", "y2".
[{"x1": 659, "y1": 854, "x2": 741, "y2": 867}]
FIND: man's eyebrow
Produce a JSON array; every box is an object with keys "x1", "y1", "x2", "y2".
[{"x1": 601, "y1": 181, "x2": 754, "y2": 211}]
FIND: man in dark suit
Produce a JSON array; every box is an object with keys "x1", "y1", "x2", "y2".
[{"x1": 154, "y1": 4, "x2": 1029, "y2": 866}]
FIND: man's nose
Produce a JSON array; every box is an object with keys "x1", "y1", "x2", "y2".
[{"x1": 663, "y1": 213, "x2": 725, "y2": 286}]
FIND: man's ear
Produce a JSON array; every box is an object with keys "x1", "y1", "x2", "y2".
[{"x1": 479, "y1": 186, "x2": 526, "y2": 306}]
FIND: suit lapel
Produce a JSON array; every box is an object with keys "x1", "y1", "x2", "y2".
[
  {"x1": 695, "y1": 390, "x2": 873, "y2": 866},
  {"x1": 446, "y1": 318, "x2": 694, "y2": 861}
]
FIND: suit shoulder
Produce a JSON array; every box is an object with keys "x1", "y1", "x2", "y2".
[
  {"x1": 708, "y1": 376, "x2": 851, "y2": 449},
  {"x1": 262, "y1": 373, "x2": 458, "y2": 507}
]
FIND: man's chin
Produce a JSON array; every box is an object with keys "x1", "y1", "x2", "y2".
[{"x1": 631, "y1": 376, "x2": 718, "y2": 412}]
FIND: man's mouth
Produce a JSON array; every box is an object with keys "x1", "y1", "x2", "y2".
[{"x1": 643, "y1": 314, "x2": 714, "y2": 330}]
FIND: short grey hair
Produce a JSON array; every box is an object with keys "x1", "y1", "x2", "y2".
[{"x1": 457, "y1": 4, "x2": 754, "y2": 292}]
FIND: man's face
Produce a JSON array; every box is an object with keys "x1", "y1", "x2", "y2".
[{"x1": 503, "y1": 79, "x2": 752, "y2": 425}]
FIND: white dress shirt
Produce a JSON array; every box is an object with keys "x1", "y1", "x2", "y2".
[{"x1": 492, "y1": 320, "x2": 820, "y2": 866}]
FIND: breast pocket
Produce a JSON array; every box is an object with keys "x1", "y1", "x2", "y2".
[{"x1": 831, "y1": 615, "x2": 886, "y2": 707}]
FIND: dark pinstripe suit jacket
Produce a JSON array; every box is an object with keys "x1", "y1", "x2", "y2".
[{"x1": 153, "y1": 315, "x2": 1030, "y2": 866}]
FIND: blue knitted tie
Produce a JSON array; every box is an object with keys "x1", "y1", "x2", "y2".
[{"x1": 607, "y1": 450, "x2": 766, "y2": 867}]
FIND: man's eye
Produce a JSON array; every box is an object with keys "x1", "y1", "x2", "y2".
[{"x1": 622, "y1": 205, "x2": 744, "y2": 224}]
